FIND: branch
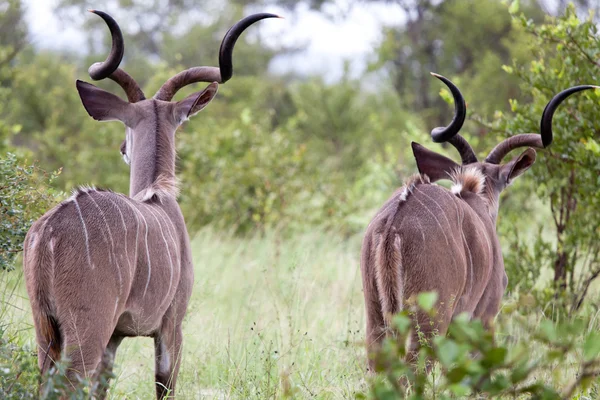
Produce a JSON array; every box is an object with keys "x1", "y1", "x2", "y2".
[{"x1": 567, "y1": 31, "x2": 600, "y2": 68}]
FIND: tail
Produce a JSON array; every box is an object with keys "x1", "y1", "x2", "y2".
[
  {"x1": 374, "y1": 228, "x2": 403, "y2": 326},
  {"x1": 23, "y1": 220, "x2": 62, "y2": 371}
]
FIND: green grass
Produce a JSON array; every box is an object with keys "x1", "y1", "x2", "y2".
[{"x1": 1, "y1": 228, "x2": 369, "y2": 399}]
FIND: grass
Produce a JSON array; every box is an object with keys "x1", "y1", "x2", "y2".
[{"x1": 1, "y1": 228, "x2": 369, "y2": 399}]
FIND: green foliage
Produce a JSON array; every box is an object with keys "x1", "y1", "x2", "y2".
[
  {"x1": 366, "y1": 292, "x2": 600, "y2": 399},
  {"x1": 0, "y1": 153, "x2": 61, "y2": 271},
  {"x1": 5, "y1": 49, "x2": 130, "y2": 193},
  {"x1": 370, "y1": 0, "x2": 545, "y2": 142},
  {"x1": 488, "y1": 5, "x2": 600, "y2": 311},
  {"x1": 0, "y1": 327, "x2": 38, "y2": 399},
  {"x1": 175, "y1": 75, "x2": 425, "y2": 235}
]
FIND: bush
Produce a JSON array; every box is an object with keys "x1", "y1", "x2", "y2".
[
  {"x1": 486, "y1": 5, "x2": 600, "y2": 312},
  {"x1": 0, "y1": 326, "x2": 38, "y2": 399},
  {"x1": 364, "y1": 292, "x2": 600, "y2": 399},
  {"x1": 0, "y1": 153, "x2": 61, "y2": 271}
]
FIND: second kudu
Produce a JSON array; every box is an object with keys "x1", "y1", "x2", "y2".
[
  {"x1": 361, "y1": 73, "x2": 596, "y2": 370},
  {"x1": 23, "y1": 10, "x2": 279, "y2": 398}
]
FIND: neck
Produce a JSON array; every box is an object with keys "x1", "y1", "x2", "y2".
[
  {"x1": 129, "y1": 147, "x2": 176, "y2": 199},
  {"x1": 129, "y1": 101, "x2": 177, "y2": 198},
  {"x1": 129, "y1": 158, "x2": 176, "y2": 198}
]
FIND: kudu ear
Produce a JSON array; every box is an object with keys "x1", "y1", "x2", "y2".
[
  {"x1": 174, "y1": 82, "x2": 219, "y2": 122},
  {"x1": 76, "y1": 80, "x2": 135, "y2": 124},
  {"x1": 411, "y1": 142, "x2": 460, "y2": 182},
  {"x1": 500, "y1": 147, "x2": 536, "y2": 184}
]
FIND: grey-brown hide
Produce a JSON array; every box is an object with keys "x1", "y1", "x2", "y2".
[
  {"x1": 22, "y1": 11, "x2": 278, "y2": 399},
  {"x1": 360, "y1": 75, "x2": 596, "y2": 371}
]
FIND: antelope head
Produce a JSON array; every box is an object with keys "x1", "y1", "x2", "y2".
[
  {"x1": 412, "y1": 73, "x2": 598, "y2": 222},
  {"x1": 76, "y1": 10, "x2": 279, "y2": 198}
]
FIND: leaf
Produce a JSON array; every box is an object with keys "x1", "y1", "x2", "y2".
[
  {"x1": 446, "y1": 366, "x2": 468, "y2": 383},
  {"x1": 510, "y1": 363, "x2": 531, "y2": 383},
  {"x1": 481, "y1": 347, "x2": 508, "y2": 368},
  {"x1": 584, "y1": 138, "x2": 600, "y2": 155},
  {"x1": 435, "y1": 338, "x2": 460, "y2": 367},
  {"x1": 538, "y1": 320, "x2": 558, "y2": 343},
  {"x1": 583, "y1": 332, "x2": 600, "y2": 361},
  {"x1": 448, "y1": 383, "x2": 471, "y2": 396},
  {"x1": 417, "y1": 291, "x2": 438, "y2": 313},
  {"x1": 392, "y1": 313, "x2": 412, "y2": 334},
  {"x1": 509, "y1": 0, "x2": 520, "y2": 14}
]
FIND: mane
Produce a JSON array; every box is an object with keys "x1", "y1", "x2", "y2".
[
  {"x1": 66, "y1": 185, "x2": 112, "y2": 202},
  {"x1": 449, "y1": 166, "x2": 485, "y2": 197},
  {"x1": 133, "y1": 174, "x2": 180, "y2": 203},
  {"x1": 399, "y1": 173, "x2": 431, "y2": 201}
]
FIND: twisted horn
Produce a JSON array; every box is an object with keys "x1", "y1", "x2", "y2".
[
  {"x1": 485, "y1": 85, "x2": 598, "y2": 164},
  {"x1": 154, "y1": 13, "x2": 280, "y2": 101},
  {"x1": 87, "y1": 10, "x2": 145, "y2": 103},
  {"x1": 430, "y1": 73, "x2": 477, "y2": 164}
]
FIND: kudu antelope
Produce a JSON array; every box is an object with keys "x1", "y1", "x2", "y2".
[
  {"x1": 22, "y1": 10, "x2": 279, "y2": 398},
  {"x1": 361, "y1": 73, "x2": 596, "y2": 370}
]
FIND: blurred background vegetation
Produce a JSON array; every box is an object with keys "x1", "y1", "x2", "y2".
[{"x1": 2, "y1": 0, "x2": 600, "y2": 397}]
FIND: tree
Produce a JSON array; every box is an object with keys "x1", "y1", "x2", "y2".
[
  {"x1": 490, "y1": 4, "x2": 600, "y2": 312},
  {"x1": 371, "y1": 0, "x2": 546, "y2": 134}
]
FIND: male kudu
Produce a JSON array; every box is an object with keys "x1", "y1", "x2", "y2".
[
  {"x1": 361, "y1": 73, "x2": 596, "y2": 370},
  {"x1": 23, "y1": 10, "x2": 279, "y2": 398}
]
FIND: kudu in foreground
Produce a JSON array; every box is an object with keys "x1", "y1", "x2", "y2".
[
  {"x1": 23, "y1": 10, "x2": 279, "y2": 398},
  {"x1": 361, "y1": 74, "x2": 596, "y2": 370}
]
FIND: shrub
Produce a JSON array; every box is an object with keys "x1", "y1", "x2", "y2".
[
  {"x1": 0, "y1": 153, "x2": 61, "y2": 271},
  {"x1": 364, "y1": 292, "x2": 600, "y2": 399}
]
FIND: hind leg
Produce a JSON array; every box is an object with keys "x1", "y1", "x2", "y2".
[
  {"x1": 94, "y1": 335, "x2": 124, "y2": 400},
  {"x1": 406, "y1": 307, "x2": 452, "y2": 371},
  {"x1": 154, "y1": 321, "x2": 183, "y2": 399},
  {"x1": 57, "y1": 311, "x2": 113, "y2": 393}
]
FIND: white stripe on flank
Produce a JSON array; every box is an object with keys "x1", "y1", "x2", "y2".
[
  {"x1": 472, "y1": 212, "x2": 493, "y2": 257},
  {"x1": 29, "y1": 233, "x2": 37, "y2": 251},
  {"x1": 416, "y1": 188, "x2": 462, "y2": 250},
  {"x1": 439, "y1": 188, "x2": 474, "y2": 295},
  {"x1": 414, "y1": 219, "x2": 425, "y2": 243},
  {"x1": 113, "y1": 296, "x2": 119, "y2": 321},
  {"x1": 123, "y1": 199, "x2": 151, "y2": 297},
  {"x1": 153, "y1": 206, "x2": 180, "y2": 262},
  {"x1": 411, "y1": 193, "x2": 450, "y2": 246},
  {"x1": 73, "y1": 197, "x2": 93, "y2": 269},
  {"x1": 99, "y1": 193, "x2": 134, "y2": 280},
  {"x1": 118, "y1": 195, "x2": 140, "y2": 275},
  {"x1": 87, "y1": 193, "x2": 122, "y2": 294},
  {"x1": 143, "y1": 205, "x2": 174, "y2": 309}
]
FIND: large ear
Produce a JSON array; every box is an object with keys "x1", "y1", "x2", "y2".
[
  {"x1": 411, "y1": 142, "x2": 460, "y2": 182},
  {"x1": 174, "y1": 82, "x2": 219, "y2": 122},
  {"x1": 76, "y1": 80, "x2": 135, "y2": 123},
  {"x1": 500, "y1": 147, "x2": 536, "y2": 184}
]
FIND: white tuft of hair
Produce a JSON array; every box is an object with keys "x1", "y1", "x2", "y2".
[
  {"x1": 133, "y1": 174, "x2": 180, "y2": 203},
  {"x1": 449, "y1": 166, "x2": 485, "y2": 196},
  {"x1": 398, "y1": 174, "x2": 431, "y2": 202},
  {"x1": 451, "y1": 183, "x2": 463, "y2": 195}
]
